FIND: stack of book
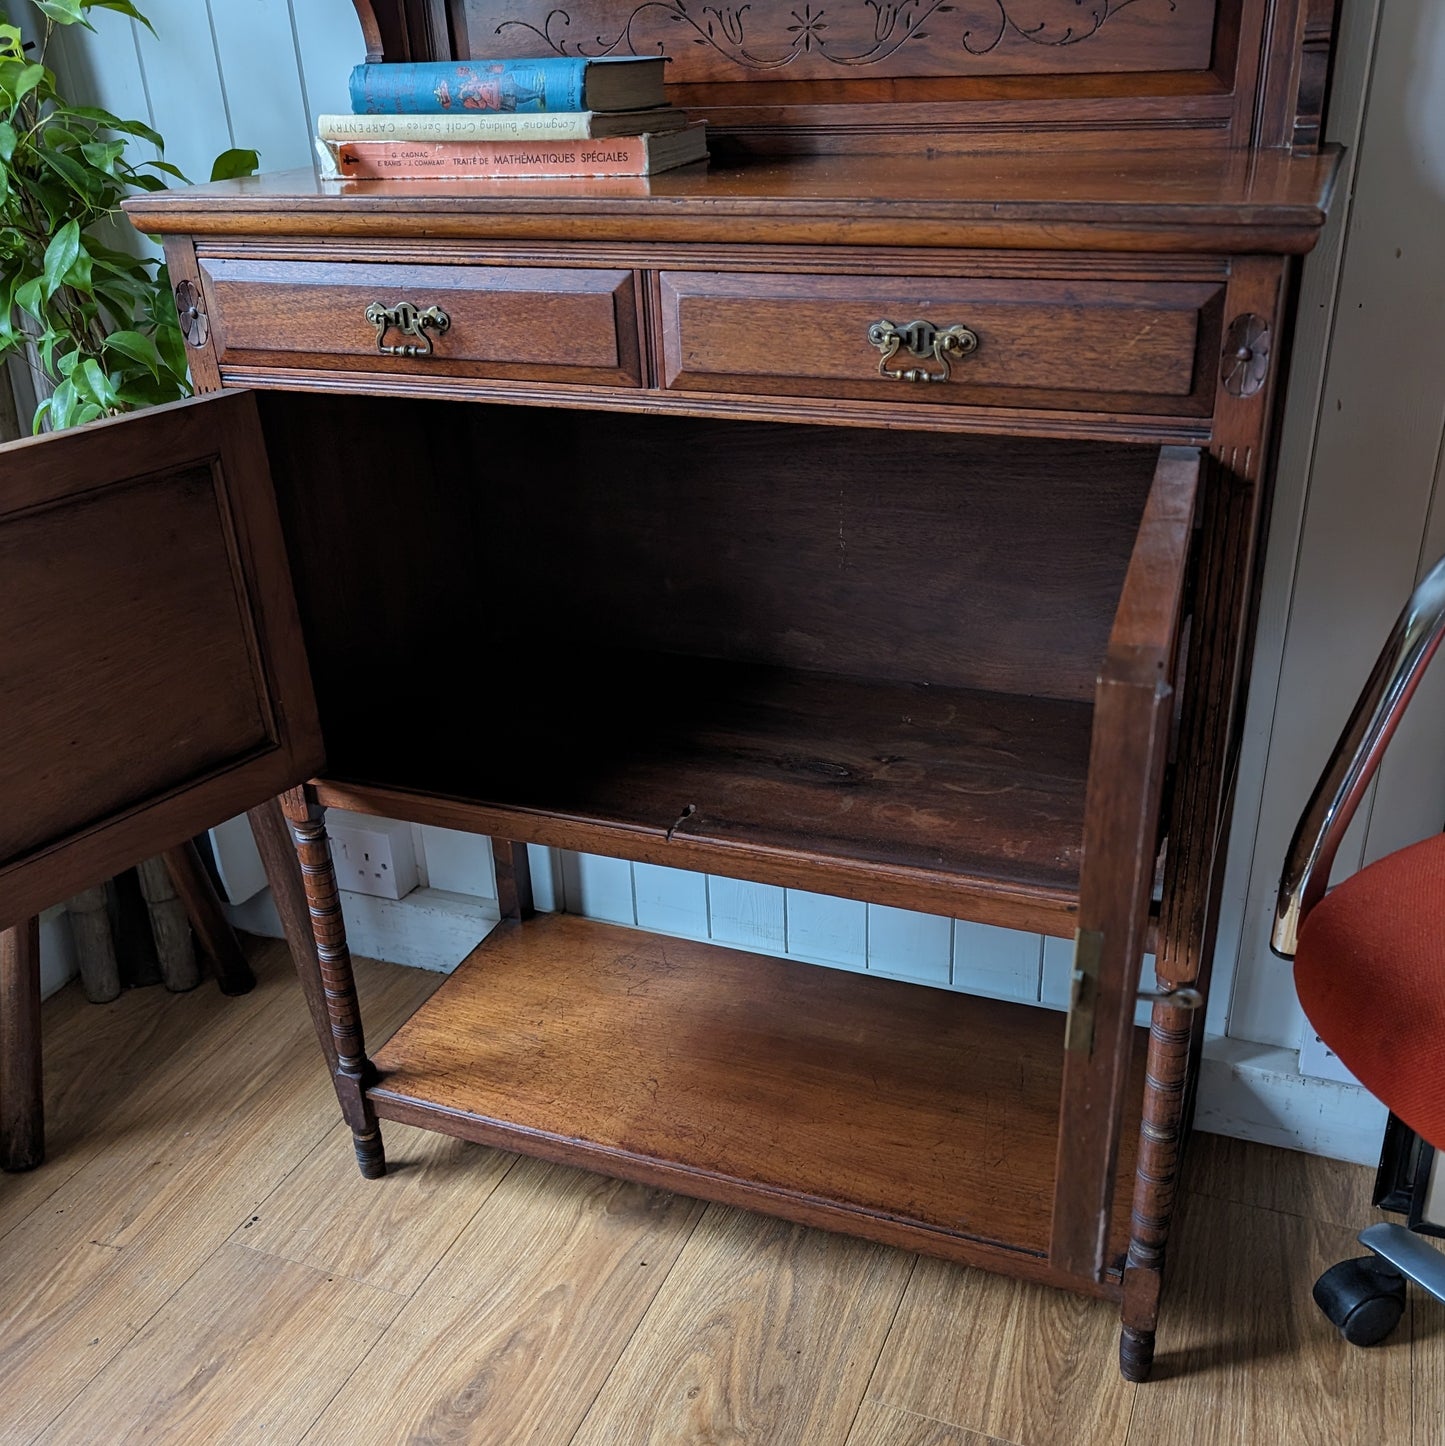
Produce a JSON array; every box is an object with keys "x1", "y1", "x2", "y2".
[{"x1": 315, "y1": 56, "x2": 706, "y2": 180}]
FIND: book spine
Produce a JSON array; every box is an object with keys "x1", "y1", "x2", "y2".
[
  {"x1": 317, "y1": 111, "x2": 602, "y2": 143},
  {"x1": 347, "y1": 60, "x2": 585, "y2": 116},
  {"x1": 327, "y1": 137, "x2": 655, "y2": 179}
]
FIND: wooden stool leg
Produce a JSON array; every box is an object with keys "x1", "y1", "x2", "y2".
[
  {"x1": 137, "y1": 856, "x2": 202, "y2": 993},
  {"x1": 65, "y1": 886, "x2": 120, "y2": 1003},
  {"x1": 161, "y1": 840, "x2": 256, "y2": 996},
  {"x1": 247, "y1": 798, "x2": 339, "y2": 1077},
  {"x1": 0, "y1": 919, "x2": 44, "y2": 1172},
  {"x1": 279, "y1": 789, "x2": 385, "y2": 1179}
]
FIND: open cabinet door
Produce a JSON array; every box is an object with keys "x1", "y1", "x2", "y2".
[
  {"x1": 1049, "y1": 445, "x2": 1202, "y2": 1283},
  {"x1": 0, "y1": 391, "x2": 321, "y2": 931}
]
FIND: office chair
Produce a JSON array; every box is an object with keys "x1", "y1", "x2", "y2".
[{"x1": 1273, "y1": 553, "x2": 1445, "y2": 1346}]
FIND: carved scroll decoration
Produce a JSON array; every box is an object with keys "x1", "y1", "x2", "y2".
[{"x1": 497, "y1": 0, "x2": 1182, "y2": 71}]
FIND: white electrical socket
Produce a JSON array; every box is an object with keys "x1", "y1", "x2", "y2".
[{"x1": 326, "y1": 810, "x2": 420, "y2": 901}]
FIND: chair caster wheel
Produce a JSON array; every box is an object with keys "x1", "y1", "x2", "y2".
[{"x1": 1313, "y1": 1256, "x2": 1407, "y2": 1346}]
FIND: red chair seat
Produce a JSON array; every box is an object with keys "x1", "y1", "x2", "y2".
[{"x1": 1295, "y1": 830, "x2": 1445, "y2": 1149}]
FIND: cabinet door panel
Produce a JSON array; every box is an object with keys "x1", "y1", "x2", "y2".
[{"x1": 0, "y1": 392, "x2": 321, "y2": 929}]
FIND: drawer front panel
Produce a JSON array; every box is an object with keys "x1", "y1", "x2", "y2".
[
  {"x1": 200, "y1": 258, "x2": 643, "y2": 387},
  {"x1": 657, "y1": 272, "x2": 1224, "y2": 414}
]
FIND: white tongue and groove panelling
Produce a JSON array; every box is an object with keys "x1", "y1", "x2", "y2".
[{"x1": 551, "y1": 849, "x2": 1153, "y2": 1012}]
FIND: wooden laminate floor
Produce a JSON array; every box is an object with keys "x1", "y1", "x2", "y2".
[{"x1": 0, "y1": 939, "x2": 1437, "y2": 1446}]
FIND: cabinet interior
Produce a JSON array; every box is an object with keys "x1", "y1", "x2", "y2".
[{"x1": 258, "y1": 390, "x2": 1171, "y2": 934}]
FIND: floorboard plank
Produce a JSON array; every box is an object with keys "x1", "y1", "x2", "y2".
[
  {"x1": 868, "y1": 1254, "x2": 1134, "y2": 1446},
  {"x1": 302, "y1": 1156, "x2": 704, "y2": 1446},
  {"x1": 1124, "y1": 1194, "x2": 1411, "y2": 1446},
  {"x1": 571, "y1": 1202, "x2": 915, "y2": 1446},
  {"x1": 1183, "y1": 1132, "x2": 1380, "y2": 1231},
  {"x1": 233, "y1": 1119, "x2": 514, "y2": 1295},
  {"x1": 34, "y1": 1243, "x2": 400, "y2": 1446},
  {"x1": 845, "y1": 1401, "x2": 1014, "y2": 1446}
]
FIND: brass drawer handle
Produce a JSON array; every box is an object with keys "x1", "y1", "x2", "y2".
[
  {"x1": 867, "y1": 318, "x2": 978, "y2": 384},
  {"x1": 365, "y1": 301, "x2": 451, "y2": 358}
]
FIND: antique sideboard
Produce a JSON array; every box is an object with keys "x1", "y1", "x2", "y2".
[{"x1": 0, "y1": 0, "x2": 1340, "y2": 1379}]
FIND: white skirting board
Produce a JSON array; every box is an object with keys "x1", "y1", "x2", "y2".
[
  {"x1": 1195, "y1": 1036, "x2": 1388, "y2": 1166},
  {"x1": 227, "y1": 886, "x2": 499, "y2": 973}
]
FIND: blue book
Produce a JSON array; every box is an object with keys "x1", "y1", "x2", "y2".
[{"x1": 348, "y1": 57, "x2": 667, "y2": 116}]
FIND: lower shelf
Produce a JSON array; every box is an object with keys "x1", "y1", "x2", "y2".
[{"x1": 368, "y1": 913, "x2": 1145, "y2": 1294}]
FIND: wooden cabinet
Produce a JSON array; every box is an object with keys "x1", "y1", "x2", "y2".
[{"x1": 0, "y1": 0, "x2": 1342, "y2": 1382}]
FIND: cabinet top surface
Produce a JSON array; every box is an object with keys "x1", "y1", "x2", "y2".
[{"x1": 125, "y1": 146, "x2": 1339, "y2": 254}]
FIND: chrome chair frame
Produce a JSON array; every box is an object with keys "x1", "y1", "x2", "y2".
[{"x1": 1272, "y1": 552, "x2": 1445, "y2": 1333}]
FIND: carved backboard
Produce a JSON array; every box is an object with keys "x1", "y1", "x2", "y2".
[{"x1": 354, "y1": 0, "x2": 1337, "y2": 154}]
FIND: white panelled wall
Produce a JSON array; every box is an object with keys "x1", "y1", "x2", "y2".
[{"x1": 30, "y1": 0, "x2": 1445, "y2": 1161}]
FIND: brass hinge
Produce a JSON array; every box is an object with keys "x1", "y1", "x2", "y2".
[{"x1": 1067, "y1": 929, "x2": 1205, "y2": 1058}]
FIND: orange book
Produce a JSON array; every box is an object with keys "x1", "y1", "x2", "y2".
[{"x1": 317, "y1": 125, "x2": 707, "y2": 181}]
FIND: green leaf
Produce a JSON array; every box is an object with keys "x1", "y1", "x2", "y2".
[
  {"x1": 33, "y1": 0, "x2": 86, "y2": 26},
  {"x1": 116, "y1": 371, "x2": 181, "y2": 408},
  {"x1": 64, "y1": 105, "x2": 163, "y2": 148},
  {"x1": 209, "y1": 147, "x2": 259, "y2": 182},
  {"x1": 79, "y1": 349, "x2": 114, "y2": 396},
  {"x1": 0, "y1": 120, "x2": 15, "y2": 161},
  {"x1": 37, "y1": 326, "x2": 60, "y2": 372},
  {"x1": 74, "y1": 401, "x2": 104, "y2": 424},
  {"x1": 39, "y1": 146, "x2": 102, "y2": 202},
  {"x1": 41, "y1": 219, "x2": 80, "y2": 299},
  {"x1": 56, "y1": 347, "x2": 81, "y2": 378},
  {"x1": 0, "y1": 24, "x2": 24, "y2": 61},
  {"x1": 75, "y1": 356, "x2": 118, "y2": 409},
  {"x1": 13, "y1": 274, "x2": 45, "y2": 318},
  {"x1": 8, "y1": 62, "x2": 48, "y2": 104},
  {"x1": 48, "y1": 377, "x2": 78, "y2": 430},
  {"x1": 84, "y1": 0, "x2": 157, "y2": 34},
  {"x1": 125, "y1": 172, "x2": 167, "y2": 192},
  {"x1": 154, "y1": 317, "x2": 186, "y2": 381},
  {"x1": 103, "y1": 327, "x2": 162, "y2": 378},
  {"x1": 81, "y1": 138, "x2": 125, "y2": 174},
  {"x1": 32, "y1": 397, "x2": 52, "y2": 433},
  {"x1": 143, "y1": 159, "x2": 188, "y2": 181},
  {"x1": 63, "y1": 240, "x2": 93, "y2": 292}
]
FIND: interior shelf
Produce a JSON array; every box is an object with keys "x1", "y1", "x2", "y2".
[
  {"x1": 367, "y1": 912, "x2": 1145, "y2": 1287},
  {"x1": 317, "y1": 652, "x2": 1095, "y2": 934}
]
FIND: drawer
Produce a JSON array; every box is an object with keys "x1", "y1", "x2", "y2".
[
  {"x1": 656, "y1": 272, "x2": 1224, "y2": 415},
  {"x1": 199, "y1": 258, "x2": 643, "y2": 388}
]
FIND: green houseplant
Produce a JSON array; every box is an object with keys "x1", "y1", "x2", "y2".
[{"x1": 0, "y1": 0, "x2": 254, "y2": 431}]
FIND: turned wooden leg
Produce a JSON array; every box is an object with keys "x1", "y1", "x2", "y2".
[
  {"x1": 0, "y1": 919, "x2": 44, "y2": 1171},
  {"x1": 1119, "y1": 995, "x2": 1195, "y2": 1381},
  {"x1": 279, "y1": 789, "x2": 385, "y2": 1179},
  {"x1": 247, "y1": 798, "x2": 340, "y2": 1077},
  {"x1": 492, "y1": 838, "x2": 534, "y2": 922},
  {"x1": 161, "y1": 840, "x2": 255, "y2": 996}
]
